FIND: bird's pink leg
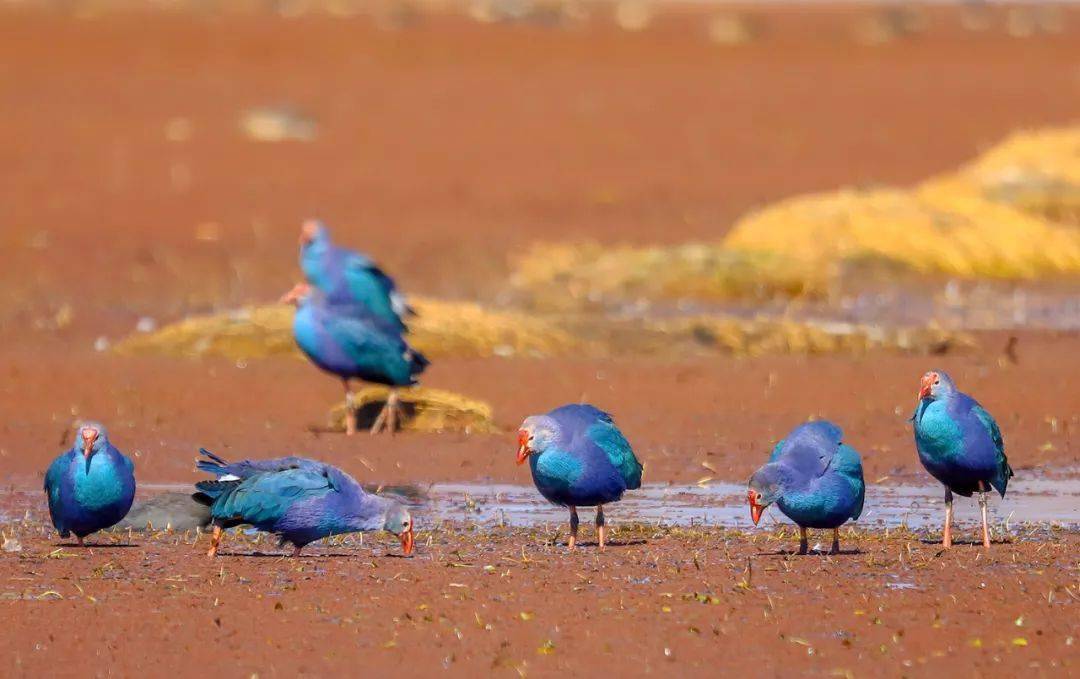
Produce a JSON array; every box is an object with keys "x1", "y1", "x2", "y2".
[
  {"x1": 978, "y1": 492, "x2": 991, "y2": 549},
  {"x1": 830, "y1": 528, "x2": 840, "y2": 555},
  {"x1": 77, "y1": 536, "x2": 85, "y2": 548},
  {"x1": 343, "y1": 380, "x2": 357, "y2": 436},
  {"x1": 596, "y1": 505, "x2": 606, "y2": 551},
  {"x1": 371, "y1": 390, "x2": 401, "y2": 436},
  {"x1": 207, "y1": 525, "x2": 223, "y2": 558},
  {"x1": 798, "y1": 527, "x2": 808, "y2": 555},
  {"x1": 292, "y1": 545, "x2": 303, "y2": 558},
  {"x1": 567, "y1": 507, "x2": 579, "y2": 550},
  {"x1": 943, "y1": 489, "x2": 953, "y2": 549}
]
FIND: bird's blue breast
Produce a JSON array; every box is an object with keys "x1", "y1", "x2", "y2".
[
  {"x1": 914, "y1": 399, "x2": 1000, "y2": 494},
  {"x1": 529, "y1": 446, "x2": 626, "y2": 507},
  {"x1": 46, "y1": 449, "x2": 135, "y2": 536}
]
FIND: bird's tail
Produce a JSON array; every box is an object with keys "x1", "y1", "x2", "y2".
[
  {"x1": 408, "y1": 349, "x2": 429, "y2": 378},
  {"x1": 196, "y1": 448, "x2": 231, "y2": 476},
  {"x1": 193, "y1": 479, "x2": 241, "y2": 506},
  {"x1": 992, "y1": 456, "x2": 1014, "y2": 498}
]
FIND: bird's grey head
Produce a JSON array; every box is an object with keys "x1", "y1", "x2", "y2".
[
  {"x1": 299, "y1": 219, "x2": 330, "y2": 249},
  {"x1": 747, "y1": 464, "x2": 787, "y2": 526},
  {"x1": 516, "y1": 415, "x2": 559, "y2": 465},
  {"x1": 383, "y1": 502, "x2": 415, "y2": 556},
  {"x1": 75, "y1": 422, "x2": 110, "y2": 461},
  {"x1": 918, "y1": 370, "x2": 957, "y2": 401}
]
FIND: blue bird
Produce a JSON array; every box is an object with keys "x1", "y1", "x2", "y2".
[
  {"x1": 282, "y1": 282, "x2": 428, "y2": 435},
  {"x1": 43, "y1": 423, "x2": 136, "y2": 546},
  {"x1": 516, "y1": 404, "x2": 643, "y2": 550},
  {"x1": 195, "y1": 450, "x2": 414, "y2": 557},
  {"x1": 299, "y1": 219, "x2": 412, "y2": 332},
  {"x1": 912, "y1": 370, "x2": 1013, "y2": 549},
  {"x1": 747, "y1": 421, "x2": 865, "y2": 555}
]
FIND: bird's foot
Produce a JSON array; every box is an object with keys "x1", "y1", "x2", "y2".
[
  {"x1": 292, "y1": 545, "x2": 303, "y2": 558},
  {"x1": 567, "y1": 535, "x2": 576, "y2": 550},
  {"x1": 345, "y1": 409, "x2": 358, "y2": 436},
  {"x1": 598, "y1": 525, "x2": 606, "y2": 552},
  {"x1": 77, "y1": 536, "x2": 85, "y2": 548}
]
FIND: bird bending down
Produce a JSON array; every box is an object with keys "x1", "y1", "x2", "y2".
[
  {"x1": 282, "y1": 282, "x2": 427, "y2": 435},
  {"x1": 517, "y1": 404, "x2": 642, "y2": 551},
  {"x1": 747, "y1": 421, "x2": 865, "y2": 555},
  {"x1": 912, "y1": 370, "x2": 1013, "y2": 549},
  {"x1": 194, "y1": 449, "x2": 414, "y2": 557}
]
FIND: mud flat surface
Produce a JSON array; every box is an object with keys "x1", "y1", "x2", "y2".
[{"x1": 0, "y1": 518, "x2": 1076, "y2": 676}]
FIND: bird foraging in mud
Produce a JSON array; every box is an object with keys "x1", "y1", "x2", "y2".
[
  {"x1": 298, "y1": 218, "x2": 413, "y2": 332},
  {"x1": 912, "y1": 370, "x2": 1013, "y2": 549},
  {"x1": 281, "y1": 282, "x2": 428, "y2": 435},
  {"x1": 747, "y1": 421, "x2": 865, "y2": 555},
  {"x1": 517, "y1": 404, "x2": 643, "y2": 550},
  {"x1": 194, "y1": 449, "x2": 415, "y2": 558},
  {"x1": 44, "y1": 422, "x2": 136, "y2": 546}
]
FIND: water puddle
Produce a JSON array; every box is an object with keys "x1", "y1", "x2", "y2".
[
  {"x1": 7, "y1": 475, "x2": 1077, "y2": 532},
  {"x1": 420, "y1": 476, "x2": 1080, "y2": 531}
]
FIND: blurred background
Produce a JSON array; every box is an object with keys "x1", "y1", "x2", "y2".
[{"x1": 0, "y1": 0, "x2": 1077, "y2": 485}]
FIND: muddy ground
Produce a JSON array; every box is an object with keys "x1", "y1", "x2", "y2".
[{"x1": 1, "y1": 3, "x2": 1078, "y2": 677}]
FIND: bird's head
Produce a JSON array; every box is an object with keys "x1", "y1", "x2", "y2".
[
  {"x1": 516, "y1": 416, "x2": 557, "y2": 465},
  {"x1": 383, "y1": 503, "x2": 415, "y2": 556},
  {"x1": 747, "y1": 465, "x2": 784, "y2": 526},
  {"x1": 76, "y1": 422, "x2": 109, "y2": 463},
  {"x1": 279, "y1": 282, "x2": 313, "y2": 306},
  {"x1": 299, "y1": 219, "x2": 329, "y2": 249},
  {"x1": 918, "y1": 370, "x2": 956, "y2": 401}
]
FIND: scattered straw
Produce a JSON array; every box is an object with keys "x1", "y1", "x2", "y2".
[{"x1": 328, "y1": 386, "x2": 498, "y2": 434}]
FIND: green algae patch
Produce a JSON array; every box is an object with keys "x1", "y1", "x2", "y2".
[{"x1": 328, "y1": 386, "x2": 499, "y2": 434}]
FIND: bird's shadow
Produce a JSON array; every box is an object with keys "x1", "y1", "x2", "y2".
[
  {"x1": 755, "y1": 548, "x2": 863, "y2": 557},
  {"x1": 55, "y1": 542, "x2": 139, "y2": 549},
  {"x1": 919, "y1": 538, "x2": 1011, "y2": 548},
  {"x1": 211, "y1": 550, "x2": 405, "y2": 559},
  {"x1": 558, "y1": 539, "x2": 648, "y2": 549}
]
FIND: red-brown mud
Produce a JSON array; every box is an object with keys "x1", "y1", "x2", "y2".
[{"x1": 1, "y1": 4, "x2": 1078, "y2": 677}]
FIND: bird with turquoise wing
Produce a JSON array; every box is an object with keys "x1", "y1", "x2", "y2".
[
  {"x1": 298, "y1": 219, "x2": 412, "y2": 332},
  {"x1": 747, "y1": 420, "x2": 865, "y2": 555},
  {"x1": 194, "y1": 449, "x2": 414, "y2": 558},
  {"x1": 281, "y1": 282, "x2": 428, "y2": 435},
  {"x1": 44, "y1": 422, "x2": 136, "y2": 546},
  {"x1": 912, "y1": 370, "x2": 1013, "y2": 549},
  {"x1": 516, "y1": 404, "x2": 643, "y2": 550}
]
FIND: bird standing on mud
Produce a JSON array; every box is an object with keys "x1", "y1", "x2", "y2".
[
  {"x1": 747, "y1": 421, "x2": 865, "y2": 555},
  {"x1": 517, "y1": 404, "x2": 643, "y2": 550},
  {"x1": 911, "y1": 370, "x2": 1013, "y2": 549},
  {"x1": 298, "y1": 218, "x2": 413, "y2": 332},
  {"x1": 44, "y1": 422, "x2": 136, "y2": 546},
  {"x1": 194, "y1": 449, "x2": 415, "y2": 557},
  {"x1": 281, "y1": 282, "x2": 428, "y2": 435}
]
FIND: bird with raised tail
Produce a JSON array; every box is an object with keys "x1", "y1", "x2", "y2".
[
  {"x1": 298, "y1": 218, "x2": 412, "y2": 332},
  {"x1": 44, "y1": 423, "x2": 136, "y2": 546},
  {"x1": 517, "y1": 404, "x2": 643, "y2": 550},
  {"x1": 747, "y1": 421, "x2": 865, "y2": 555},
  {"x1": 281, "y1": 282, "x2": 428, "y2": 435},
  {"x1": 194, "y1": 450, "x2": 414, "y2": 557},
  {"x1": 912, "y1": 370, "x2": 1013, "y2": 549}
]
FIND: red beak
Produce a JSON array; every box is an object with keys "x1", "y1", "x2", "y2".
[
  {"x1": 279, "y1": 282, "x2": 308, "y2": 304},
  {"x1": 516, "y1": 430, "x2": 530, "y2": 465},
  {"x1": 918, "y1": 373, "x2": 935, "y2": 400},
  {"x1": 299, "y1": 220, "x2": 319, "y2": 247},
  {"x1": 400, "y1": 526, "x2": 414, "y2": 556},
  {"x1": 81, "y1": 428, "x2": 98, "y2": 460},
  {"x1": 748, "y1": 489, "x2": 764, "y2": 526}
]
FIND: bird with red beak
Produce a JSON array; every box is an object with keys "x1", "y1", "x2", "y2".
[
  {"x1": 43, "y1": 422, "x2": 136, "y2": 547},
  {"x1": 516, "y1": 405, "x2": 643, "y2": 550}
]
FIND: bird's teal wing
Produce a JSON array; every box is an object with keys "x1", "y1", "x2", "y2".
[
  {"x1": 323, "y1": 313, "x2": 414, "y2": 382},
  {"x1": 971, "y1": 403, "x2": 1012, "y2": 496},
  {"x1": 342, "y1": 254, "x2": 400, "y2": 326},
  {"x1": 211, "y1": 468, "x2": 336, "y2": 526},
  {"x1": 768, "y1": 439, "x2": 786, "y2": 463},
  {"x1": 586, "y1": 420, "x2": 642, "y2": 490},
  {"x1": 44, "y1": 453, "x2": 68, "y2": 498}
]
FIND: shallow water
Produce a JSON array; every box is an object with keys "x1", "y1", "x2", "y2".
[
  {"x1": 420, "y1": 476, "x2": 1080, "y2": 531},
  {"x1": 12, "y1": 475, "x2": 1076, "y2": 533}
]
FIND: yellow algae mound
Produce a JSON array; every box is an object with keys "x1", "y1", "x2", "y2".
[
  {"x1": 724, "y1": 126, "x2": 1080, "y2": 279},
  {"x1": 512, "y1": 241, "x2": 826, "y2": 311},
  {"x1": 327, "y1": 386, "x2": 498, "y2": 434},
  {"x1": 114, "y1": 298, "x2": 582, "y2": 360}
]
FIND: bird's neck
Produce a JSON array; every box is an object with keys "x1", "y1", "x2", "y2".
[{"x1": 340, "y1": 493, "x2": 391, "y2": 532}]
